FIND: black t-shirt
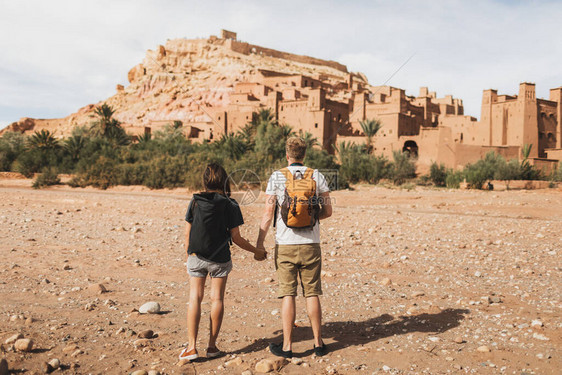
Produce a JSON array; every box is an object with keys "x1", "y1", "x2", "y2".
[{"x1": 185, "y1": 192, "x2": 244, "y2": 263}]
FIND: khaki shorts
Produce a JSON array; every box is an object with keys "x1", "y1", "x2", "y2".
[{"x1": 275, "y1": 243, "x2": 322, "y2": 298}]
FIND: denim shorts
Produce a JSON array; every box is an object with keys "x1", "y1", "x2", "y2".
[{"x1": 187, "y1": 254, "x2": 232, "y2": 278}]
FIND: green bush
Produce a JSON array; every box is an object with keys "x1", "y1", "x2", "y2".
[
  {"x1": 519, "y1": 159, "x2": 541, "y2": 180},
  {"x1": 429, "y1": 162, "x2": 447, "y2": 187},
  {"x1": 551, "y1": 162, "x2": 562, "y2": 182},
  {"x1": 74, "y1": 156, "x2": 120, "y2": 189},
  {"x1": 338, "y1": 145, "x2": 391, "y2": 185},
  {"x1": 32, "y1": 167, "x2": 61, "y2": 189},
  {"x1": 0, "y1": 132, "x2": 26, "y2": 171},
  {"x1": 463, "y1": 165, "x2": 488, "y2": 189},
  {"x1": 445, "y1": 170, "x2": 463, "y2": 189},
  {"x1": 495, "y1": 159, "x2": 521, "y2": 189},
  {"x1": 141, "y1": 155, "x2": 188, "y2": 189},
  {"x1": 494, "y1": 159, "x2": 521, "y2": 181},
  {"x1": 304, "y1": 147, "x2": 339, "y2": 171},
  {"x1": 389, "y1": 151, "x2": 416, "y2": 185},
  {"x1": 369, "y1": 155, "x2": 392, "y2": 184},
  {"x1": 460, "y1": 151, "x2": 544, "y2": 189},
  {"x1": 14, "y1": 148, "x2": 62, "y2": 177},
  {"x1": 462, "y1": 152, "x2": 505, "y2": 189},
  {"x1": 7, "y1": 107, "x2": 556, "y2": 193}
]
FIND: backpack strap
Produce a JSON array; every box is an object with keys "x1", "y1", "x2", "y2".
[
  {"x1": 279, "y1": 167, "x2": 293, "y2": 182},
  {"x1": 273, "y1": 169, "x2": 292, "y2": 228},
  {"x1": 303, "y1": 168, "x2": 314, "y2": 180}
]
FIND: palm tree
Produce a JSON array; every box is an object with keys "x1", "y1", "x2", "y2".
[
  {"x1": 63, "y1": 135, "x2": 86, "y2": 161},
  {"x1": 241, "y1": 108, "x2": 282, "y2": 147},
  {"x1": 238, "y1": 123, "x2": 257, "y2": 148},
  {"x1": 90, "y1": 104, "x2": 122, "y2": 138},
  {"x1": 106, "y1": 126, "x2": 131, "y2": 146},
  {"x1": 217, "y1": 133, "x2": 246, "y2": 159},
  {"x1": 280, "y1": 124, "x2": 296, "y2": 140},
  {"x1": 154, "y1": 123, "x2": 184, "y2": 142},
  {"x1": 253, "y1": 108, "x2": 277, "y2": 127},
  {"x1": 520, "y1": 143, "x2": 540, "y2": 180},
  {"x1": 28, "y1": 129, "x2": 60, "y2": 150},
  {"x1": 359, "y1": 118, "x2": 382, "y2": 154},
  {"x1": 336, "y1": 141, "x2": 357, "y2": 155},
  {"x1": 521, "y1": 143, "x2": 532, "y2": 161},
  {"x1": 137, "y1": 133, "x2": 152, "y2": 144},
  {"x1": 299, "y1": 131, "x2": 319, "y2": 149}
]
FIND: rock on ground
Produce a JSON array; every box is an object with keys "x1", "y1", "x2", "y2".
[
  {"x1": 138, "y1": 302, "x2": 161, "y2": 314},
  {"x1": 14, "y1": 339, "x2": 33, "y2": 352}
]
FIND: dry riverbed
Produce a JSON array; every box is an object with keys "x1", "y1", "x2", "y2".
[{"x1": 0, "y1": 180, "x2": 560, "y2": 374}]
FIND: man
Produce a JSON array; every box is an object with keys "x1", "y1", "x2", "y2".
[{"x1": 257, "y1": 136, "x2": 333, "y2": 358}]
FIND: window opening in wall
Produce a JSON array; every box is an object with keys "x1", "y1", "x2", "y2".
[{"x1": 314, "y1": 123, "x2": 318, "y2": 128}]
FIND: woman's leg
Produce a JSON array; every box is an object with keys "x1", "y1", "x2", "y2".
[
  {"x1": 187, "y1": 276, "x2": 206, "y2": 351},
  {"x1": 208, "y1": 276, "x2": 228, "y2": 348}
]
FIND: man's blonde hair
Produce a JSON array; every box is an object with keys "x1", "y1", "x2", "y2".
[{"x1": 286, "y1": 136, "x2": 307, "y2": 160}]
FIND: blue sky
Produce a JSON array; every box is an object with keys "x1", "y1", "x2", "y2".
[{"x1": 1, "y1": 0, "x2": 561, "y2": 129}]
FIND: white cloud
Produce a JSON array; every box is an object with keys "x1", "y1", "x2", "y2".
[{"x1": 1, "y1": 0, "x2": 561, "y2": 123}]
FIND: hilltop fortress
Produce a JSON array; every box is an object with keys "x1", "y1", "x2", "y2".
[{"x1": 5, "y1": 30, "x2": 562, "y2": 170}]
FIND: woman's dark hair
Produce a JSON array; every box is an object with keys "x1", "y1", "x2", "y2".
[{"x1": 203, "y1": 163, "x2": 231, "y2": 196}]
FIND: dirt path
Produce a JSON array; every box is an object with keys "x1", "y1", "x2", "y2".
[{"x1": 0, "y1": 183, "x2": 560, "y2": 374}]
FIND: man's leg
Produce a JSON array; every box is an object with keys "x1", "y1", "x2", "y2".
[
  {"x1": 300, "y1": 244, "x2": 324, "y2": 349},
  {"x1": 272, "y1": 244, "x2": 298, "y2": 356},
  {"x1": 187, "y1": 276, "x2": 206, "y2": 351},
  {"x1": 282, "y1": 295, "x2": 296, "y2": 351},
  {"x1": 306, "y1": 296, "x2": 323, "y2": 347},
  {"x1": 208, "y1": 276, "x2": 228, "y2": 349}
]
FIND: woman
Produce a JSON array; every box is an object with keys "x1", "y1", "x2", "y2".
[{"x1": 179, "y1": 163, "x2": 267, "y2": 361}]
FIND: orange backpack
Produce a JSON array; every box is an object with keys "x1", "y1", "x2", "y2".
[{"x1": 276, "y1": 167, "x2": 320, "y2": 229}]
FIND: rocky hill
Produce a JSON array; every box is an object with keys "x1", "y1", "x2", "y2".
[{"x1": 5, "y1": 30, "x2": 365, "y2": 137}]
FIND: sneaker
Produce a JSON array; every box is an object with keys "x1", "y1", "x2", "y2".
[
  {"x1": 178, "y1": 347, "x2": 198, "y2": 361},
  {"x1": 269, "y1": 342, "x2": 293, "y2": 358},
  {"x1": 206, "y1": 346, "x2": 224, "y2": 358},
  {"x1": 314, "y1": 342, "x2": 328, "y2": 357}
]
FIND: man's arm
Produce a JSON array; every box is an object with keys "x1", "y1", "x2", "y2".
[
  {"x1": 185, "y1": 222, "x2": 191, "y2": 258},
  {"x1": 318, "y1": 191, "x2": 332, "y2": 220},
  {"x1": 257, "y1": 194, "x2": 276, "y2": 249}
]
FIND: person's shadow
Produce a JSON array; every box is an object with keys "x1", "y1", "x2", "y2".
[{"x1": 233, "y1": 308, "x2": 470, "y2": 357}]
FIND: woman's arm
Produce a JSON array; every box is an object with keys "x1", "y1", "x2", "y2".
[
  {"x1": 231, "y1": 227, "x2": 267, "y2": 260},
  {"x1": 185, "y1": 222, "x2": 191, "y2": 258}
]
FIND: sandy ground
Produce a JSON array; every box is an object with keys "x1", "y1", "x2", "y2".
[{"x1": 0, "y1": 179, "x2": 560, "y2": 374}]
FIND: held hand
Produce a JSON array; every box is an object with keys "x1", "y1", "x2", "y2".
[{"x1": 254, "y1": 247, "x2": 267, "y2": 261}]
